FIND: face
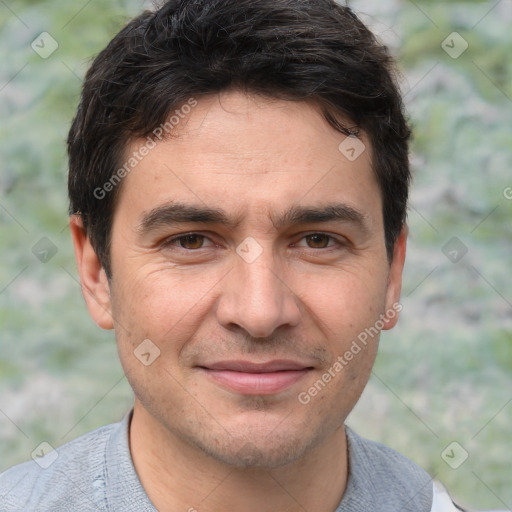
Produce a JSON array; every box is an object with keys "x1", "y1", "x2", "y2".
[{"x1": 75, "y1": 91, "x2": 406, "y2": 469}]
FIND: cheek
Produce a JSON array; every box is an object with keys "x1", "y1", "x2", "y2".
[
  {"x1": 109, "y1": 249, "x2": 390, "y2": 354},
  {"x1": 110, "y1": 266, "x2": 220, "y2": 350},
  {"x1": 298, "y1": 266, "x2": 389, "y2": 337}
]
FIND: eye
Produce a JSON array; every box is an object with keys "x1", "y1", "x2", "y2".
[
  {"x1": 163, "y1": 233, "x2": 213, "y2": 250},
  {"x1": 161, "y1": 232, "x2": 346, "y2": 252},
  {"x1": 295, "y1": 233, "x2": 345, "y2": 250}
]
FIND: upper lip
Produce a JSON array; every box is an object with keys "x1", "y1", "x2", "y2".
[{"x1": 200, "y1": 360, "x2": 312, "y2": 373}]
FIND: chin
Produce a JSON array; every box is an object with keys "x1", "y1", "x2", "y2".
[
  {"x1": 205, "y1": 438, "x2": 309, "y2": 469},
  {"x1": 187, "y1": 421, "x2": 326, "y2": 470}
]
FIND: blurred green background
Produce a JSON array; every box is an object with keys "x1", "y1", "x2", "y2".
[{"x1": 1, "y1": 0, "x2": 511, "y2": 509}]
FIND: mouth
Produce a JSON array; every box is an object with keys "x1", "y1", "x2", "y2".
[{"x1": 197, "y1": 360, "x2": 313, "y2": 395}]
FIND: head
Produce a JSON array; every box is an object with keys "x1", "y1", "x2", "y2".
[{"x1": 68, "y1": 0, "x2": 410, "y2": 469}]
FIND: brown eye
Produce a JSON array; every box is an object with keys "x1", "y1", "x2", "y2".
[
  {"x1": 305, "y1": 234, "x2": 331, "y2": 248},
  {"x1": 177, "y1": 234, "x2": 206, "y2": 249}
]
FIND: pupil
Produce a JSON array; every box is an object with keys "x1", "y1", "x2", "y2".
[
  {"x1": 183, "y1": 235, "x2": 202, "y2": 249},
  {"x1": 309, "y1": 234, "x2": 328, "y2": 248}
]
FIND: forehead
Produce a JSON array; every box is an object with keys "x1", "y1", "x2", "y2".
[{"x1": 114, "y1": 91, "x2": 381, "y2": 230}]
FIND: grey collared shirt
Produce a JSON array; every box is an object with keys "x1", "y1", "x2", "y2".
[{"x1": 1, "y1": 408, "x2": 454, "y2": 511}]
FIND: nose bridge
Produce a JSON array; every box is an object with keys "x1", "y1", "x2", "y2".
[
  {"x1": 216, "y1": 241, "x2": 301, "y2": 338},
  {"x1": 240, "y1": 249, "x2": 282, "y2": 310}
]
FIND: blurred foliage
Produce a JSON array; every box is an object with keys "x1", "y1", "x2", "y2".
[{"x1": 1, "y1": 0, "x2": 511, "y2": 509}]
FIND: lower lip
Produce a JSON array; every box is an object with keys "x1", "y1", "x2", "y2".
[{"x1": 201, "y1": 369, "x2": 310, "y2": 395}]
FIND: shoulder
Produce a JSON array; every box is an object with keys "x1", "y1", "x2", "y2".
[
  {"x1": 0, "y1": 420, "x2": 121, "y2": 512},
  {"x1": 344, "y1": 425, "x2": 433, "y2": 507},
  {"x1": 343, "y1": 428, "x2": 484, "y2": 512}
]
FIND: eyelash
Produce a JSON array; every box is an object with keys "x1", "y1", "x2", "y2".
[{"x1": 161, "y1": 232, "x2": 347, "y2": 251}]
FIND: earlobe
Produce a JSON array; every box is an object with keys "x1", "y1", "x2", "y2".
[
  {"x1": 69, "y1": 215, "x2": 114, "y2": 330},
  {"x1": 382, "y1": 226, "x2": 408, "y2": 331}
]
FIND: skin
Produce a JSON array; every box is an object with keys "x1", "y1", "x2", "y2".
[{"x1": 71, "y1": 90, "x2": 407, "y2": 512}]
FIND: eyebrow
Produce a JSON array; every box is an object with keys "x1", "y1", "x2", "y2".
[{"x1": 138, "y1": 202, "x2": 369, "y2": 234}]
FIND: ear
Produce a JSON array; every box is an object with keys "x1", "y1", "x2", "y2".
[
  {"x1": 382, "y1": 225, "x2": 408, "y2": 330},
  {"x1": 69, "y1": 215, "x2": 114, "y2": 330}
]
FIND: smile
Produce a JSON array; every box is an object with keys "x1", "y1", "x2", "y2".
[{"x1": 198, "y1": 360, "x2": 313, "y2": 395}]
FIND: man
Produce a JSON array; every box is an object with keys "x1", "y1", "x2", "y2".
[{"x1": 0, "y1": 1, "x2": 478, "y2": 510}]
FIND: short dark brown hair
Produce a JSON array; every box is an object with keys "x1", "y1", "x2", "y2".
[{"x1": 68, "y1": 0, "x2": 411, "y2": 277}]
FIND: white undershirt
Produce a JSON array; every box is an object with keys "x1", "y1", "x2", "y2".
[{"x1": 431, "y1": 481, "x2": 461, "y2": 512}]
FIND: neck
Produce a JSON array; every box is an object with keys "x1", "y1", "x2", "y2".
[{"x1": 129, "y1": 403, "x2": 348, "y2": 512}]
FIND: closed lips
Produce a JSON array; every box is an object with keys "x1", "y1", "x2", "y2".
[{"x1": 199, "y1": 360, "x2": 313, "y2": 395}]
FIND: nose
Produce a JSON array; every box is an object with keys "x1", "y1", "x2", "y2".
[{"x1": 215, "y1": 247, "x2": 302, "y2": 338}]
